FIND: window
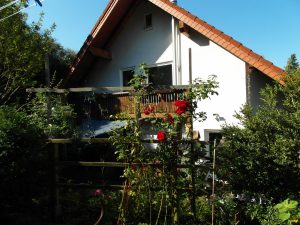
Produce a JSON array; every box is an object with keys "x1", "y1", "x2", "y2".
[
  {"x1": 208, "y1": 131, "x2": 222, "y2": 158},
  {"x1": 122, "y1": 69, "x2": 134, "y2": 86},
  {"x1": 122, "y1": 64, "x2": 172, "y2": 87},
  {"x1": 144, "y1": 13, "x2": 152, "y2": 30},
  {"x1": 148, "y1": 64, "x2": 172, "y2": 86}
]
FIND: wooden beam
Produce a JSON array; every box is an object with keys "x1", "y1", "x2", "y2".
[
  {"x1": 26, "y1": 85, "x2": 189, "y2": 93},
  {"x1": 56, "y1": 161, "x2": 212, "y2": 168},
  {"x1": 89, "y1": 47, "x2": 112, "y2": 60},
  {"x1": 48, "y1": 138, "x2": 109, "y2": 144},
  {"x1": 179, "y1": 21, "x2": 190, "y2": 37}
]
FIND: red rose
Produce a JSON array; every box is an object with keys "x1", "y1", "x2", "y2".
[
  {"x1": 175, "y1": 100, "x2": 190, "y2": 109},
  {"x1": 174, "y1": 100, "x2": 190, "y2": 115},
  {"x1": 175, "y1": 108, "x2": 185, "y2": 115},
  {"x1": 157, "y1": 131, "x2": 166, "y2": 141}
]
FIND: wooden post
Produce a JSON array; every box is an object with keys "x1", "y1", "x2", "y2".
[
  {"x1": 188, "y1": 48, "x2": 197, "y2": 221},
  {"x1": 49, "y1": 143, "x2": 61, "y2": 222},
  {"x1": 189, "y1": 48, "x2": 192, "y2": 86},
  {"x1": 211, "y1": 139, "x2": 217, "y2": 225},
  {"x1": 45, "y1": 54, "x2": 51, "y2": 127},
  {"x1": 54, "y1": 143, "x2": 61, "y2": 221},
  {"x1": 171, "y1": 126, "x2": 180, "y2": 225}
]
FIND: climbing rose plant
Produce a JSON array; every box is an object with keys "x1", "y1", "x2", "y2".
[{"x1": 110, "y1": 65, "x2": 218, "y2": 224}]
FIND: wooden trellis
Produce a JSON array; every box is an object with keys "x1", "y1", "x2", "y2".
[{"x1": 27, "y1": 86, "x2": 214, "y2": 224}]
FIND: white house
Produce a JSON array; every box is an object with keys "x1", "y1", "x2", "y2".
[{"x1": 65, "y1": 0, "x2": 285, "y2": 142}]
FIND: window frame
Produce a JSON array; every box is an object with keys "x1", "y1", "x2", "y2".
[
  {"x1": 120, "y1": 62, "x2": 173, "y2": 87},
  {"x1": 204, "y1": 129, "x2": 222, "y2": 158}
]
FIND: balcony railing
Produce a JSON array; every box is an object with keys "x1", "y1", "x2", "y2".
[
  {"x1": 26, "y1": 85, "x2": 189, "y2": 119},
  {"x1": 97, "y1": 87, "x2": 188, "y2": 117}
]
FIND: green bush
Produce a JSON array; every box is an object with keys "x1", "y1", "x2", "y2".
[{"x1": 0, "y1": 105, "x2": 48, "y2": 224}]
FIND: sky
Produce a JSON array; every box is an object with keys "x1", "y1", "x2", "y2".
[{"x1": 20, "y1": 0, "x2": 300, "y2": 69}]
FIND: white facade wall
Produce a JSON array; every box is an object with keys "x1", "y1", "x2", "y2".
[
  {"x1": 86, "y1": 0, "x2": 173, "y2": 86},
  {"x1": 180, "y1": 30, "x2": 247, "y2": 140}
]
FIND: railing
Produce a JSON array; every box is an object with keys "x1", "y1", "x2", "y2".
[
  {"x1": 97, "y1": 87, "x2": 187, "y2": 117},
  {"x1": 27, "y1": 85, "x2": 189, "y2": 118}
]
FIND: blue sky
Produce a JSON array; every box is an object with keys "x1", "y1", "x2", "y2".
[{"x1": 23, "y1": 0, "x2": 300, "y2": 69}]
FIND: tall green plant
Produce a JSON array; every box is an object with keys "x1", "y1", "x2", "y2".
[
  {"x1": 110, "y1": 65, "x2": 218, "y2": 224},
  {"x1": 29, "y1": 92, "x2": 77, "y2": 138}
]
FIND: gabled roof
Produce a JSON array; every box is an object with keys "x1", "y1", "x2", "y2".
[{"x1": 67, "y1": 0, "x2": 285, "y2": 86}]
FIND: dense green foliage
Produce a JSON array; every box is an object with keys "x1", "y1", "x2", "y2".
[
  {"x1": 0, "y1": 1, "x2": 76, "y2": 223},
  {"x1": 29, "y1": 93, "x2": 77, "y2": 138},
  {"x1": 0, "y1": 0, "x2": 75, "y2": 104},
  {"x1": 218, "y1": 69, "x2": 300, "y2": 223},
  {"x1": 0, "y1": 105, "x2": 47, "y2": 224},
  {"x1": 220, "y1": 70, "x2": 300, "y2": 200}
]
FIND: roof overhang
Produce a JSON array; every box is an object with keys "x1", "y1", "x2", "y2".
[{"x1": 65, "y1": 0, "x2": 138, "y2": 87}]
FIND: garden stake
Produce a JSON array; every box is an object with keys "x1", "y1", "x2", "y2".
[{"x1": 211, "y1": 138, "x2": 217, "y2": 225}]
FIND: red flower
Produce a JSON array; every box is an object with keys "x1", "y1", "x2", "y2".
[
  {"x1": 157, "y1": 131, "x2": 166, "y2": 141},
  {"x1": 175, "y1": 108, "x2": 185, "y2": 115},
  {"x1": 174, "y1": 100, "x2": 190, "y2": 115},
  {"x1": 175, "y1": 100, "x2": 190, "y2": 109},
  {"x1": 94, "y1": 189, "x2": 103, "y2": 196},
  {"x1": 144, "y1": 105, "x2": 154, "y2": 115}
]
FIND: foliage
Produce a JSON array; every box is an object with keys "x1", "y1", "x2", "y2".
[
  {"x1": 110, "y1": 65, "x2": 218, "y2": 224},
  {"x1": 28, "y1": 92, "x2": 77, "y2": 138},
  {"x1": 0, "y1": 0, "x2": 75, "y2": 104},
  {"x1": 248, "y1": 199, "x2": 300, "y2": 225},
  {"x1": 0, "y1": 105, "x2": 48, "y2": 224},
  {"x1": 285, "y1": 54, "x2": 299, "y2": 74},
  {"x1": 60, "y1": 189, "x2": 121, "y2": 225},
  {"x1": 218, "y1": 69, "x2": 300, "y2": 223}
]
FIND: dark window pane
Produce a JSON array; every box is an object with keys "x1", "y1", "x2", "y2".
[
  {"x1": 145, "y1": 14, "x2": 152, "y2": 29},
  {"x1": 148, "y1": 64, "x2": 172, "y2": 86},
  {"x1": 123, "y1": 70, "x2": 134, "y2": 86}
]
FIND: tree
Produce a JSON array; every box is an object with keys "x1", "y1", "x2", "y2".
[
  {"x1": 216, "y1": 69, "x2": 300, "y2": 224},
  {"x1": 0, "y1": 1, "x2": 76, "y2": 223},
  {"x1": 0, "y1": 0, "x2": 75, "y2": 104},
  {"x1": 285, "y1": 54, "x2": 299, "y2": 74},
  {"x1": 219, "y1": 69, "x2": 300, "y2": 201}
]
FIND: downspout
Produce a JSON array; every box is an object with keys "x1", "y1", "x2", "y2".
[
  {"x1": 171, "y1": 0, "x2": 181, "y2": 85},
  {"x1": 171, "y1": 16, "x2": 177, "y2": 85}
]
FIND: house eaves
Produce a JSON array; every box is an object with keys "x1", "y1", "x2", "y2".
[{"x1": 66, "y1": 0, "x2": 138, "y2": 86}]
